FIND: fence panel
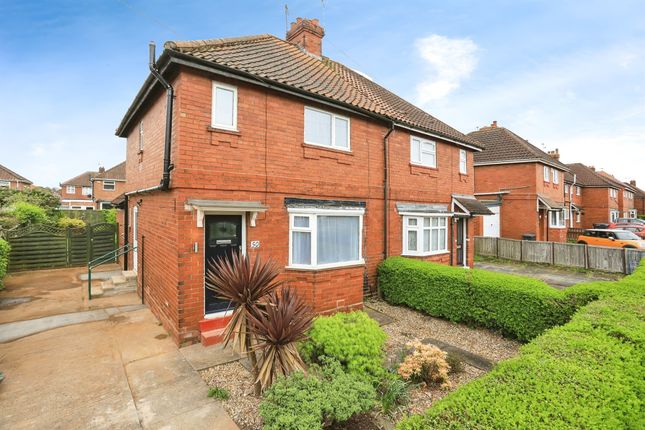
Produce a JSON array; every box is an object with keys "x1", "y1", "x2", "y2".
[
  {"x1": 586, "y1": 246, "x2": 624, "y2": 273},
  {"x1": 566, "y1": 228, "x2": 585, "y2": 243},
  {"x1": 522, "y1": 241, "x2": 552, "y2": 264},
  {"x1": 553, "y1": 242, "x2": 586, "y2": 268},
  {"x1": 89, "y1": 223, "x2": 117, "y2": 261},
  {"x1": 474, "y1": 237, "x2": 497, "y2": 256},
  {"x1": 498, "y1": 238, "x2": 521, "y2": 261},
  {"x1": 625, "y1": 249, "x2": 645, "y2": 274}
]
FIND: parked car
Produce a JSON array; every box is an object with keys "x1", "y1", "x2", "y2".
[
  {"x1": 611, "y1": 223, "x2": 645, "y2": 239},
  {"x1": 609, "y1": 218, "x2": 645, "y2": 228},
  {"x1": 577, "y1": 229, "x2": 645, "y2": 249}
]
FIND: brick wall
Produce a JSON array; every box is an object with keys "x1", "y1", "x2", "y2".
[
  {"x1": 580, "y1": 187, "x2": 618, "y2": 228},
  {"x1": 93, "y1": 179, "x2": 126, "y2": 208}
]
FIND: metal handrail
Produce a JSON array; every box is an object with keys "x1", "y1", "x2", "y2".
[{"x1": 87, "y1": 244, "x2": 137, "y2": 300}]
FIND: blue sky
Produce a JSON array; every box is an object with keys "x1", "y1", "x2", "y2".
[{"x1": 1, "y1": 0, "x2": 643, "y2": 188}]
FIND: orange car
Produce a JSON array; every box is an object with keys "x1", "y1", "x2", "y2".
[{"x1": 577, "y1": 229, "x2": 645, "y2": 249}]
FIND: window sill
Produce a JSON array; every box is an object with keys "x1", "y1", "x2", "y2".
[
  {"x1": 207, "y1": 126, "x2": 240, "y2": 135},
  {"x1": 548, "y1": 226, "x2": 567, "y2": 229},
  {"x1": 402, "y1": 251, "x2": 450, "y2": 257},
  {"x1": 285, "y1": 260, "x2": 365, "y2": 272},
  {"x1": 302, "y1": 142, "x2": 352, "y2": 155},
  {"x1": 410, "y1": 162, "x2": 437, "y2": 171}
]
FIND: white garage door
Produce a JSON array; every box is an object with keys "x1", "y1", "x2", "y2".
[{"x1": 482, "y1": 205, "x2": 500, "y2": 238}]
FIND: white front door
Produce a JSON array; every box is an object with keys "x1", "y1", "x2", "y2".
[
  {"x1": 132, "y1": 206, "x2": 138, "y2": 273},
  {"x1": 482, "y1": 206, "x2": 500, "y2": 238}
]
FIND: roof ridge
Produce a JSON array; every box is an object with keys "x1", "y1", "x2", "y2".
[
  {"x1": 566, "y1": 163, "x2": 619, "y2": 188},
  {"x1": 165, "y1": 34, "x2": 275, "y2": 51}
]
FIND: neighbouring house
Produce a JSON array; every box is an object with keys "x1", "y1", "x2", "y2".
[
  {"x1": 596, "y1": 170, "x2": 638, "y2": 219},
  {"x1": 91, "y1": 162, "x2": 126, "y2": 209},
  {"x1": 114, "y1": 17, "x2": 490, "y2": 345},
  {"x1": 564, "y1": 163, "x2": 628, "y2": 227},
  {"x1": 0, "y1": 164, "x2": 32, "y2": 190},
  {"x1": 60, "y1": 171, "x2": 97, "y2": 210},
  {"x1": 468, "y1": 122, "x2": 570, "y2": 242},
  {"x1": 628, "y1": 180, "x2": 644, "y2": 217}
]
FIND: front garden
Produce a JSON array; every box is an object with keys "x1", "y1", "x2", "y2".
[{"x1": 200, "y1": 255, "x2": 644, "y2": 429}]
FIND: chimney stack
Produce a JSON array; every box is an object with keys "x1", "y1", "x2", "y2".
[
  {"x1": 547, "y1": 148, "x2": 560, "y2": 160},
  {"x1": 630, "y1": 180, "x2": 636, "y2": 186},
  {"x1": 590, "y1": 166, "x2": 596, "y2": 172},
  {"x1": 491, "y1": 120, "x2": 497, "y2": 127},
  {"x1": 98, "y1": 166, "x2": 105, "y2": 173},
  {"x1": 286, "y1": 17, "x2": 325, "y2": 58}
]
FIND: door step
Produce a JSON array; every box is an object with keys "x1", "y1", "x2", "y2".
[
  {"x1": 198, "y1": 315, "x2": 232, "y2": 346},
  {"x1": 200, "y1": 328, "x2": 226, "y2": 347}
]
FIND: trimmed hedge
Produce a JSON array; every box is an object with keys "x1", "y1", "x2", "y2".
[
  {"x1": 0, "y1": 238, "x2": 9, "y2": 288},
  {"x1": 378, "y1": 257, "x2": 577, "y2": 341},
  {"x1": 396, "y1": 262, "x2": 645, "y2": 429}
]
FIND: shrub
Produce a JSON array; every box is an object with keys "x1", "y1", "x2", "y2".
[
  {"x1": 397, "y1": 341, "x2": 450, "y2": 388},
  {"x1": 57, "y1": 217, "x2": 86, "y2": 229},
  {"x1": 11, "y1": 202, "x2": 48, "y2": 226},
  {"x1": 300, "y1": 311, "x2": 387, "y2": 380},
  {"x1": 0, "y1": 239, "x2": 10, "y2": 288},
  {"x1": 260, "y1": 361, "x2": 377, "y2": 430},
  {"x1": 378, "y1": 257, "x2": 576, "y2": 341},
  {"x1": 445, "y1": 353, "x2": 464, "y2": 374},
  {"x1": 104, "y1": 208, "x2": 117, "y2": 224},
  {"x1": 395, "y1": 262, "x2": 645, "y2": 430},
  {"x1": 207, "y1": 386, "x2": 230, "y2": 400},
  {"x1": 378, "y1": 373, "x2": 410, "y2": 416}
]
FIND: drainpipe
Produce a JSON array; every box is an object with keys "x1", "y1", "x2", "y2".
[
  {"x1": 149, "y1": 42, "x2": 174, "y2": 191},
  {"x1": 383, "y1": 122, "x2": 395, "y2": 258}
]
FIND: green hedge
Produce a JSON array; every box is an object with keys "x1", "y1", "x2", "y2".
[
  {"x1": 0, "y1": 238, "x2": 9, "y2": 288},
  {"x1": 378, "y1": 257, "x2": 577, "y2": 341},
  {"x1": 396, "y1": 262, "x2": 645, "y2": 429}
]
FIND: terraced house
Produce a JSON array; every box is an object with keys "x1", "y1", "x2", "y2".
[
  {"x1": 115, "y1": 18, "x2": 491, "y2": 345},
  {"x1": 468, "y1": 122, "x2": 570, "y2": 242}
]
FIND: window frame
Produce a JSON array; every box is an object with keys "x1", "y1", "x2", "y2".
[
  {"x1": 459, "y1": 149, "x2": 467, "y2": 174},
  {"x1": 211, "y1": 81, "x2": 238, "y2": 131},
  {"x1": 102, "y1": 180, "x2": 116, "y2": 191},
  {"x1": 402, "y1": 215, "x2": 449, "y2": 256},
  {"x1": 287, "y1": 207, "x2": 364, "y2": 270},
  {"x1": 576, "y1": 186, "x2": 581, "y2": 196},
  {"x1": 410, "y1": 136, "x2": 437, "y2": 168},
  {"x1": 552, "y1": 168, "x2": 559, "y2": 184},
  {"x1": 549, "y1": 209, "x2": 566, "y2": 228},
  {"x1": 303, "y1": 106, "x2": 351, "y2": 151},
  {"x1": 609, "y1": 188, "x2": 618, "y2": 198},
  {"x1": 138, "y1": 121, "x2": 144, "y2": 151},
  {"x1": 66, "y1": 185, "x2": 76, "y2": 194},
  {"x1": 81, "y1": 186, "x2": 92, "y2": 196},
  {"x1": 543, "y1": 166, "x2": 549, "y2": 182},
  {"x1": 0, "y1": 180, "x2": 10, "y2": 188},
  {"x1": 610, "y1": 209, "x2": 619, "y2": 222},
  {"x1": 576, "y1": 211, "x2": 581, "y2": 223}
]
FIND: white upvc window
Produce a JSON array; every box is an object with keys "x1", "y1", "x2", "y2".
[
  {"x1": 610, "y1": 210, "x2": 619, "y2": 222},
  {"x1": 66, "y1": 185, "x2": 76, "y2": 194},
  {"x1": 403, "y1": 215, "x2": 449, "y2": 256},
  {"x1": 459, "y1": 149, "x2": 467, "y2": 174},
  {"x1": 552, "y1": 169, "x2": 559, "y2": 184},
  {"x1": 304, "y1": 107, "x2": 350, "y2": 151},
  {"x1": 576, "y1": 186, "x2": 581, "y2": 196},
  {"x1": 0, "y1": 180, "x2": 10, "y2": 188},
  {"x1": 99, "y1": 202, "x2": 113, "y2": 210},
  {"x1": 564, "y1": 207, "x2": 570, "y2": 221},
  {"x1": 103, "y1": 180, "x2": 115, "y2": 191},
  {"x1": 549, "y1": 209, "x2": 566, "y2": 228},
  {"x1": 410, "y1": 137, "x2": 436, "y2": 168},
  {"x1": 609, "y1": 188, "x2": 617, "y2": 198},
  {"x1": 565, "y1": 184, "x2": 569, "y2": 194},
  {"x1": 211, "y1": 81, "x2": 238, "y2": 131},
  {"x1": 82, "y1": 186, "x2": 91, "y2": 196},
  {"x1": 543, "y1": 166, "x2": 549, "y2": 182},
  {"x1": 576, "y1": 211, "x2": 581, "y2": 223},
  {"x1": 288, "y1": 208, "x2": 363, "y2": 269},
  {"x1": 138, "y1": 121, "x2": 144, "y2": 151}
]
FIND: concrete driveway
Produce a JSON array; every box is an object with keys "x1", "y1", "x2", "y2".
[
  {"x1": 475, "y1": 260, "x2": 623, "y2": 289},
  {"x1": 0, "y1": 268, "x2": 238, "y2": 430}
]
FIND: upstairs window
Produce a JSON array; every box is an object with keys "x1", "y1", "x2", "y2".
[
  {"x1": 66, "y1": 185, "x2": 76, "y2": 194},
  {"x1": 576, "y1": 186, "x2": 581, "y2": 196},
  {"x1": 211, "y1": 81, "x2": 237, "y2": 131},
  {"x1": 411, "y1": 137, "x2": 436, "y2": 168},
  {"x1": 103, "y1": 181, "x2": 115, "y2": 191},
  {"x1": 138, "y1": 121, "x2": 144, "y2": 151},
  {"x1": 552, "y1": 169, "x2": 559, "y2": 184},
  {"x1": 565, "y1": 184, "x2": 570, "y2": 194},
  {"x1": 304, "y1": 107, "x2": 350, "y2": 150},
  {"x1": 82, "y1": 186, "x2": 91, "y2": 196},
  {"x1": 543, "y1": 166, "x2": 549, "y2": 182},
  {"x1": 610, "y1": 189, "x2": 617, "y2": 198},
  {"x1": 459, "y1": 149, "x2": 467, "y2": 174}
]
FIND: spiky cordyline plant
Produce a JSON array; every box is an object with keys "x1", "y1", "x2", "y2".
[
  {"x1": 248, "y1": 287, "x2": 313, "y2": 391},
  {"x1": 205, "y1": 252, "x2": 282, "y2": 395}
]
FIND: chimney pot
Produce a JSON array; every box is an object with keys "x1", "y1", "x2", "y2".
[
  {"x1": 491, "y1": 120, "x2": 497, "y2": 127},
  {"x1": 286, "y1": 17, "x2": 325, "y2": 57},
  {"x1": 630, "y1": 180, "x2": 636, "y2": 186},
  {"x1": 590, "y1": 166, "x2": 595, "y2": 171}
]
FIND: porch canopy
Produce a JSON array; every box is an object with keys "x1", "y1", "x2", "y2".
[
  {"x1": 537, "y1": 194, "x2": 565, "y2": 211},
  {"x1": 451, "y1": 194, "x2": 493, "y2": 216},
  {"x1": 184, "y1": 199, "x2": 268, "y2": 227},
  {"x1": 396, "y1": 202, "x2": 451, "y2": 216}
]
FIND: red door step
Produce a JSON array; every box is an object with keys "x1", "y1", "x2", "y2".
[
  {"x1": 199, "y1": 315, "x2": 233, "y2": 332},
  {"x1": 201, "y1": 327, "x2": 226, "y2": 347}
]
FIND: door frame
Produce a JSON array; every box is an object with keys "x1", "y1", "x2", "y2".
[
  {"x1": 456, "y1": 217, "x2": 468, "y2": 268},
  {"x1": 132, "y1": 206, "x2": 138, "y2": 273},
  {"x1": 203, "y1": 212, "x2": 247, "y2": 318}
]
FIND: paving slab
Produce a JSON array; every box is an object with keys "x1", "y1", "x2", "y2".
[
  {"x1": 180, "y1": 343, "x2": 241, "y2": 371},
  {"x1": 422, "y1": 337, "x2": 494, "y2": 371},
  {"x1": 365, "y1": 305, "x2": 397, "y2": 326}
]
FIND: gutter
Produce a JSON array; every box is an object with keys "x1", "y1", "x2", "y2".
[{"x1": 383, "y1": 122, "x2": 395, "y2": 258}]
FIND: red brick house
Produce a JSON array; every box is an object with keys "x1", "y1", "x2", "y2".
[
  {"x1": 469, "y1": 122, "x2": 570, "y2": 242},
  {"x1": 628, "y1": 180, "x2": 644, "y2": 217},
  {"x1": 0, "y1": 164, "x2": 32, "y2": 190},
  {"x1": 60, "y1": 171, "x2": 96, "y2": 210},
  {"x1": 115, "y1": 18, "x2": 490, "y2": 345},
  {"x1": 596, "y1": 170, "x2": 637, "y2": 219},
  {"x1": 564, "y1": 171, "x2": 584, "y2": 228},
  {"x1": 91, "y1": 162, "x2": 126, "y2": 209}
]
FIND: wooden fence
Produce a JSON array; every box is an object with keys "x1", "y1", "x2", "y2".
[
  {"x1": 2, "y1": 223, "x2": 117, "y2": 271},
  {"x1": 566, "y1": 228, "x2": 585, "y2": 243},
  {"x1": 475, "y1": 236, "x2": 645, "y2": 274}
]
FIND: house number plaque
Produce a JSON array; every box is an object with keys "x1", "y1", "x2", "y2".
[{"x1": 250, "y1": 240, "x2": 260, "y2": 249}]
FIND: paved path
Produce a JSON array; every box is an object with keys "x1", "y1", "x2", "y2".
[{"x1": 475, "y1": 260, "x2": 622, "y2": 289}]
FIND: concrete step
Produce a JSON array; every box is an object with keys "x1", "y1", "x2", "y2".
[
  {"x1": 90, "y1": 286, "x2": 104, "y2": 297},
  {"x1": 200, "y1": 328, "x2": 226, "y2": 347},
  {"x1": 123, "y1": 270, "x2": 137, "y2": 281},
  {"x1": 111, "y1": 275, "x2": 127, "y2": 285},
  {"x1": 101, "y1": 281, "x2": 115, "y2": 291}
]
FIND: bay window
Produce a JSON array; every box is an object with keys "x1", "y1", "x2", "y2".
[
  {"x1": 403, "y1": 215, "x2": 448, "y2": 256},
  {"x1": 288, "y1": 208, "x2": 363, "y2": 269},
  {"x1": 304, "y1": 107, "x2": 350, "y2": 150},
  {"x1": 410, "y1": 137, "x2": 436, "y2": 168}
]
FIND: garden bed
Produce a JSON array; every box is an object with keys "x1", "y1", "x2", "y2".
[{"x1": 200, "y1": 299, "x2": 520, "y2": 430}]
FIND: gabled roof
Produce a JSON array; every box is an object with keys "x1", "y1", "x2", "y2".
[
  {"x1": 597, "y1": 171, "x2": 635, "y2": 192},
  {"x1": 468, "y1": 126, "x2": 569, "y2": 171},
  {"x1": 0, "y1": 164, "x2": 32, "y2": 184},
  {"x1": 60, "y1": 171, "x2": 96, "y2": 187},
  {"x1": 117, "y1": 34, "x2": 481, "y2": 149},
  {"x1": 627, "y1": 182, "x2": 645, "y2": 198},
  {"x1": 565, "y1": 163, "x2": 620, "y2": 188},
  {"x1": 93, "y1": 162, "x2": 126, "y2": 181}
]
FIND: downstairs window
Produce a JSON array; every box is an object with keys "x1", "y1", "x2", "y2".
[{"x1": 403, "y1": 215, "x2": 448, "y2": 256}]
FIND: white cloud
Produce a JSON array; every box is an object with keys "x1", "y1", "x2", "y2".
[{"x1": 415, "y1": 35, "x2": 478, "y2": 103}]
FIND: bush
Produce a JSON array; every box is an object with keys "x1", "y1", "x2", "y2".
[
  {"x1": 104, "y1": 208, "x2": 117, "y2": 224},
  {"x1": 11, "y1": 202, "x2": 48, "y2": 226},
  {"x1": 300, "y1": 311, "x2": 387, "y2": 380},
  {"x1": 395, "y1": 261, "x2": 645, "y2": 430},
  {"x1": 260, "y1": 361, "x2": 377, "y2": 430},
  {"x1": 5, "y1": 187, "x2": 60, "y2": 215},
  {"x1": 398, "y1": 341, "x2": 450, "y2": 388},
  {"x1": 378, "y1": 257, "x2": 577, "y2": 341},
  {"x1": 0, "y1": 239, "x2": 9, "y2": 288},
  {"x1": 57, "y1": 217, "x2": 86, "y2": 229}
]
